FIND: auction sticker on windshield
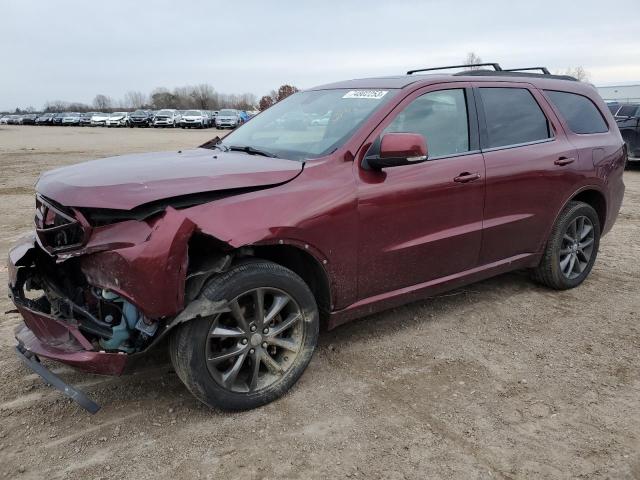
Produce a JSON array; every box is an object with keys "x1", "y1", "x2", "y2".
[{"x1": 342, "y1": 90, "x2": 388, "y2": 99}]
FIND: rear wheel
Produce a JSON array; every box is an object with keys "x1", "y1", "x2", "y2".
[
  {"x1": 532, "y1": 201, "x2": 600, "y2": 289},
  {"x1": 170, "y1": 260, "x2": 319, "y2": 410}
]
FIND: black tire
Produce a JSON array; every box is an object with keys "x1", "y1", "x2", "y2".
[
  {"x1": 170, "y1": 260, "x2": 319, "y2": 410},
  {"x1": 532, "y1": 201, "x2": 600, "y2": 290}
]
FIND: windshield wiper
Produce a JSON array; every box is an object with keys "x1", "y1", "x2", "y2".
[
  {"x1": 199, "y1": 136, "x2": 228, "y2": 151},
  {"x1": 229, "y1": 145, "x2": 279, "y2": 158}
]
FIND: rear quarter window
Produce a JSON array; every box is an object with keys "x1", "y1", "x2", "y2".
[{"x1": 544, "y1": 90, "x2": 608, "y2": 134}]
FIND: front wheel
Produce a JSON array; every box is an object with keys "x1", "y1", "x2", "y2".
[
  {"x1": 532, "y1": 201, "x2": 600, "y2": 289},
  {"x1": 170, "y1": 260, "x2": 319, "y2": 410}
]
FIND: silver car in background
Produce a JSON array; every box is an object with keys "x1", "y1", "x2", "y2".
[
  {"x1": 61, "y1": 112, "x2": 82, "y2": 126},
  {"x1": 153, "y1": 109, "x2": 181, "y2": 128},
  {"x1": 215, "y1": 108, "x2": 242, "y2": 129}
]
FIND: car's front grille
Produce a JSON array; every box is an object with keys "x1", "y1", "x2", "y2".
[{"x1": 34, "y1": 195, "x2": 90, "y2": 254}]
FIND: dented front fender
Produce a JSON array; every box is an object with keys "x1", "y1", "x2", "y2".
[{"x1": 80, "y1": 208, "x2": 197, "y2": 318}]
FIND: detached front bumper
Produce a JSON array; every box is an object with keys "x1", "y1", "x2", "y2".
[{"x1": 9, "y1": 235, "x2": 129, "y2": 375}]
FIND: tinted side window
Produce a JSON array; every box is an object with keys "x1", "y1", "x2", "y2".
[
  {"x1": 479, "y1": 87, "x2": 551, "y2": 149},
  {"x1": 545, "y1": 90, "x2": 608, "y2": 134},
  {"x1": 616, "y1": 105, "x2": 639, "y2": 118},
  {"x1": 384, "y1": 89, "x2": 469, "y2": 157}
]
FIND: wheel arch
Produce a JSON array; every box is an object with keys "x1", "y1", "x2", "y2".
[
  {"x1": 183, "y1": 232, "x2": 332, "y2": 328},
  {"x1": 250, "y1": 244, "x2": 332, "y2": 328},
  {"x1": 570, "y1": 188, "x2": 607, "y2": 230},
  {"x1": 540, "y1": 186, "x2": 607, "y2": 255}
]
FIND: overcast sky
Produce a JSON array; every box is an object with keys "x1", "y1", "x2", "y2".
[{"x1": 2, "y1": 0, "x2": 639, "y2": 111}]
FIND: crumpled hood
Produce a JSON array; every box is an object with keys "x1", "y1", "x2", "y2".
[{"x1": 36, "y1": 148, "x2": 303, "y2": 210}]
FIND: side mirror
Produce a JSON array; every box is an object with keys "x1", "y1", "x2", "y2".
[{"x1": 365, "y1": 133, "x2": 428, "y2": 170}]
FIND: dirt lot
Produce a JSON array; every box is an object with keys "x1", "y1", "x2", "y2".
[{"x1": 0, "y1": 125, "x2": 639, "y2": 479}]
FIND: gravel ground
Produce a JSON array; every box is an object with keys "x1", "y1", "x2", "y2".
[{"x1": 0, "y1": 125, "x2": 639, "y2": 480}]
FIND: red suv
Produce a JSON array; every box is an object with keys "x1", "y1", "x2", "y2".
[{"x1": 8, "y1": 64, "x2": 625, "y2": 411}]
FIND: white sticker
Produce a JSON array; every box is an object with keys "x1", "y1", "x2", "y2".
[{"x1": 342, "y1": 90, "x2": 388, "y2": 100}]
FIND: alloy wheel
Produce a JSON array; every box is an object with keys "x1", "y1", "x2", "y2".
[
  {"x1": 205, "y1": 287, "x2": 304, "y2": 393},
  {"x1": 559, "y1": 215, "x2": 595, "y2": 279}
]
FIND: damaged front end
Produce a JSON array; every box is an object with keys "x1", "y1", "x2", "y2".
[{"x1": 9, "y1": 194, "x2": 232, "y2": 379}]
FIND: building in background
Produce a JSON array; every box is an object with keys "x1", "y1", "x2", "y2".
[{"x1": 597, "y1": 84, "x2": 640, "y2": 103}]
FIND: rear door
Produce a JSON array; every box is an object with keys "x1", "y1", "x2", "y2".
[
  {"x1": 474, "y1": 82, "x2": 579, "y2": 264},
  {"x1": 355, "y1": 83, "x2": 486, "y2": 299}
]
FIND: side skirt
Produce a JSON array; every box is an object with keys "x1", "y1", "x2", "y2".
[{"x1": 328, "y1": 252, "x2": 540, "y2": 329}]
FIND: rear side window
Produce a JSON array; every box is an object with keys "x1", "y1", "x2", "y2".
[
  {"x1": 479, "y1": 88, "x2": 551, "y2": 149},
  {"x1": 545, "y1": 90, "x2": 608, "y2": 134}
]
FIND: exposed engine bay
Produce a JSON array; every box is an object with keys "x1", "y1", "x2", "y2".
[{"x1": 11, "y1": 249, "x2": 160, "y2": 354}]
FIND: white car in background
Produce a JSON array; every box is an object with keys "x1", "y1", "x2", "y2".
[
  {"x1": 107, "y1": 112, "x2": 130, "y2": 127},
  {"x1": 180, "y1": 110, "x2": 209, "y2": 128},
  {"x1": 90, "y1": 112, "x2": 111, "y2": 126},
  {"x1": 153, "y1": 109, "x2": 181, "y2": 127}
]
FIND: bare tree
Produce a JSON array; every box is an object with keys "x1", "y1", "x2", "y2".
[
  {"x1": 151, "y1": 88, "x2": 180, "y2": 109},
  {"x1": 463, "y1": 52, "x2": 483, "y2": 69},
  {"x1": 43, "y1": 100, "x2": 70, "y2": 112},
  {"x1": 557, "y1": 66, "x2": 590, "y2": 82},
  {"x1": 124, "y1": 91, "x2": 147, "y2": 109},
  {"x1": 189, "y1": 84, "x2": 216, "y2": 109},
  {"x1": 93, "y1": 94, "x2": 112, "y2": 111}
]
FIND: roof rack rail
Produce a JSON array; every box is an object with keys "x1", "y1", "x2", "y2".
[
  {"x1": 453, "y1": 70, "x2": 578, "y2": 81},
  {"x1": 406, "y1": 63, "x2": 502, "y2": 75},
  {"x1": 502, "y1": 67, "x2": 551, "y2": 74}
]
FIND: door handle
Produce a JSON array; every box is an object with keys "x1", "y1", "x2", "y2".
[
  {"x1": 554, "y1": 156, "x2": 575, "y2": 166},
  {"x1": 453, "y1": 172, "x2": 481, "y2": 183}
]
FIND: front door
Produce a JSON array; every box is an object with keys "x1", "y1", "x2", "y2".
[{"x1": 355, "y1": 84, "x2": 486, "y2": 300}]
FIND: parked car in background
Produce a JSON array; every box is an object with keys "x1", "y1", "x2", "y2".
[
  {"x1": 52, "y1": 113, "x2": 65, "y2": 125},
  {"x1": 215, "y1": 109, "x2": 242, "y2": 129},
  {"x1": 615, "y1": 104, "x2": 640, "y2": 162},
  {"x1": 61, "y1": 112, "x2": 82, "y2": 126},
  {"x1": 153, "y1": 109, "x2": 181, "y2": 127},
  {"x1": 128, "y1": 110, "x2": 154, "y2": 127},
  {"x1": 606, "y1": 102, "x2": 621, "y2": 115},
  {"x1": 180, "y1": 110, "x2": 209, "y2": 128},
  {"x1": 9, "y1": 115, "x2": 24, "y2": 125},
  {"x1": 79, "y1": 112, "x2": 98, "y2": 126},
  {"x1": 0, "y1": 115, "x2": 8, "y2": 125},
  {"x1": 21, "y1": 114, "x2": 38, "y2": 125},
  {"x1": 36, "y1": 113, "x2": 56, "y2": 125},
  {"x1": 90, "y1": 112, "x2": 110, "y2": 127},
  {"x1": 614, "y1": 103, "x2": 640, "y2": 120},
  {"x1": 106, "y1": 112, "x2": 130, "y2": 127}
]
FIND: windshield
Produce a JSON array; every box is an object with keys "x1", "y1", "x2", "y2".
[
  {"x1": 157, "y1": 110, "x2": 173, "y2": 116},
  {"x1": 185, "y1": 110, "x2": 201, "y2": 116},
  {"x1": 133, "y1": 110, "x2": 147, "y2": 115},
  {"x1": 221, "y1": 88, "x2": 397, "y2": 160},
  {"x1": 219, "y1": 109, "x2": 236, "y2": 116},
  {"x1": 111, "y1": 112, "x2": 126, "y2": 116}
]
